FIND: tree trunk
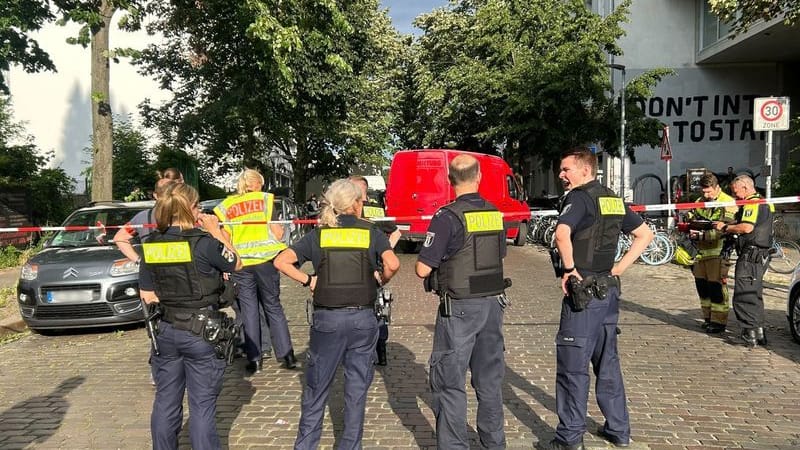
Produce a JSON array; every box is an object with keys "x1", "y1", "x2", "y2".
[
  {"x1": 292, "y1": 138, "x2": 309, "y2": 204},
  {"x1": 90, "y1": 0, "x2": 114, "y2": 202}
]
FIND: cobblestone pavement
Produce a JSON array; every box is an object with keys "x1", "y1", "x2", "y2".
[{"x1": 1, "y1": 246, "x2": 799, "y2": 449}]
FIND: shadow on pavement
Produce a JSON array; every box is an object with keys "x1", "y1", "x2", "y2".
[
  {"x1": 174, "y1": 358, "x2": 258, "y2": 448},
  {"x1": 0, "y1": 376, "x2": 85, "y2": 449},
  {"x1": 619, "y1": 297, "x2": 800, "y2": 364},
  {"x1": 377, "y1": 342, "x2": 435, "y2": 448},
  {"x1": 218, "y1": 369, "x2": 256, "y2": 448}
]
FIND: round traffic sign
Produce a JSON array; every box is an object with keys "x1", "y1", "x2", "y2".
[{"x1": 760, "y1": 100, "x2": 784, "y2": 122}]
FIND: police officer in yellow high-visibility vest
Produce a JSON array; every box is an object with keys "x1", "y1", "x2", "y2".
[
  {"x1": 139, "y1": 183, "x2": 242, "y2": 450},
  {"x1": 685, "y1": 173, "x2": 737, "y2": 334},
  {"x1": 416, "y1": 154, "x2": 509, "y2": 449},
  {"x1": 274, "y1": 179, "x2": 399, "y2": 449},
  {"x1": 214, "y1": 169, "x2": 297, "y2": 373},
  {"x1": 350, "y1": 175, "x2": 401, "y2": 366},
  {"x1": 715, "y1": 174, "x2": 774, "y2": 347}
]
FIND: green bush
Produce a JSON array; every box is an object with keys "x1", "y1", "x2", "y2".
[{"x1": 0, "y1": 246, "x2": 22, "y2": 269}]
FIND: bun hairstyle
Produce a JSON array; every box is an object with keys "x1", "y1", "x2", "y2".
[
  {"x1": 236, "y1": 168, "x2": 265, "y2": 195},
  {"x1": 319, "y1": 179, "x2": 362, "y2": 227},
  {"x1": 153, "y1": 183, "x2": 200, "y2": 232}
]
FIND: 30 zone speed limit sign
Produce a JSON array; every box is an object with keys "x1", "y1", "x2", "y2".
[{"x1": 754, "y1": 97, "x2": 790, "y2": 131}]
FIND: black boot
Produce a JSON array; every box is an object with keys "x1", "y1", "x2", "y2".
[
  {"x1": 376, "y1": 340, "x2": 387, "y2": 366},
  {"x1": 246, "y1": 358, "x2": 263, "y2": 375},
  {"x1": 283, "y1": 349, "x2": 297, "y2": 370},
  {"x1": 755, "y1": 327, "x2": 767, "y2": 346},
  {"x1": 548, "y1": 438, "x2": 584, "y2": 450},
  {"x1": 741, "y1": 328, "x2": 758, "y2": 347},
  {"x1": 706, "y1": 322, "x2": 726, "y2": 334}
]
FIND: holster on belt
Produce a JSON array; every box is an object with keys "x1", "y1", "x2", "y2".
[
  {"x1": 565, "y1": 274, "x2": 620, "y2": 312},
  {"x1": 739, "y1": 246, "x2": 770, "y2": 263},
  {"x1": 162, "y1": 307, "x2": 239, "y2": 365}
]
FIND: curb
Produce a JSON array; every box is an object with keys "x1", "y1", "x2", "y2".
[{"x1": 0, "y1": 312, "x2": 26, "y2": 338}]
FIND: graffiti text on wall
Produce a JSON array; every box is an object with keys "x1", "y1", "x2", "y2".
[{"x1": 635, "y1": 94, "x2": 766, "y2": 143}]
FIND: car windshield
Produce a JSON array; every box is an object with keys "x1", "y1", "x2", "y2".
[{"x1": 49, "y1": 207, "x2": 148, "y2": 247}]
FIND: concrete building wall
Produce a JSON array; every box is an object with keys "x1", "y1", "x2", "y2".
[{"x1": 605, "y1": 0, "x2": 797, "y2": 203}]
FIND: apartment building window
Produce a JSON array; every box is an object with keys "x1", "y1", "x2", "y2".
[{"x1": 700, "y1": 0, "x2": 733, "y2": 49}]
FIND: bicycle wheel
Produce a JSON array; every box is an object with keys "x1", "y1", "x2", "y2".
[
  {"x1": 615, "y1": 234, "x2": 626, "y2": 262},
  {"x1": 769, "y1": 240, "x2": 800, "y2": 274},
  {"x1": 639, "y1": 233, "x2": 672, "y2": 266}
]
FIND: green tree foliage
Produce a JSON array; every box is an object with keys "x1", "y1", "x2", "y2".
[
  {"x1": 0, "y1": 96, "x2": 75, "y2": 224},
  {"x1": 0, "y1": 0, "x2": 56, "y2": 93},
  {"x1": 110, "y1": 116, "x2": 156, "y2": 200},
  {"x1": 409, "y1": 0, "x2": 670, "y2": 176},
  {"x1": 137, "y1": 0, "x2": 405, "y2": 202},
  {"x1": 709, "y1": 0, "x2": 800, "y2": 35},
  {"x1": 83, "y1": 119, "x2": 227, "y2": 201}
]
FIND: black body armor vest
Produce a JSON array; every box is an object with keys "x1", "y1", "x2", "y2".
[
  {"x1": 438, "y1": 198, "x2": 505, "y2": 299},
  {"x1": 736, "y1": 194, "x2": 774, "y2": 249},
  {"x1": 142, "y1": 229, "x2": 223, "y2": 310},
  {"x1": 313, "y1": 219, "x2": 377, "y2": 308},
  {"x1": 569, "y1": 181, "x2": 626, "y2": 273}
]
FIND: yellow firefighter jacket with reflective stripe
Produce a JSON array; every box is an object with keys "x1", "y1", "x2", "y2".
[
  {"x1": 689, "y1": 191, "x2": 737, "y2": 259},
  {"x1": 214, "y1": 192, "x2": 287, "y2": 266}
]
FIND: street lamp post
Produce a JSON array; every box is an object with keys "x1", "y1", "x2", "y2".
[{"x1": 609, "y1": 63, "x2": 626, "y2": 200}]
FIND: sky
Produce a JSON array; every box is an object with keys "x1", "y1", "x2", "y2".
[{"x1": 380, "y1": 0, "x2": 449, "y2": 35}]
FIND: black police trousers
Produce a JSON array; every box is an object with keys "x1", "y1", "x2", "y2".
[
  {"x1": 732, "y1": 247, "x2": 770, "y2": 329},
  {"x1": 429, "y1": 297, "x2": 506, "y2": 449}
]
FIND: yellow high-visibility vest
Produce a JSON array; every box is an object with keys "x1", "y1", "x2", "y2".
[{"x1": 214, "y1": 192, "x2": 287, "y2": 266}]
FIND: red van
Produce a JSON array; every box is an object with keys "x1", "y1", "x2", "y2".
[{"x1": 385, "y1": 149, "x2": 530, "y2": 249}]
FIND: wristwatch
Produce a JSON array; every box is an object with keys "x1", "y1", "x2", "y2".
[{"x1": 562, "y1": 266, "x2": 575, "y2": 273}]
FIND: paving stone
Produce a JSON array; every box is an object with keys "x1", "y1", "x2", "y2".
[{"x1": 1, "y1": 246, "x2": 799, "y2": 448}]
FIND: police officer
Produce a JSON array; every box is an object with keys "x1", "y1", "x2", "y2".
[
  {"x1": 415, "y1": 154, "x2": 508, "y2": 449},
  {"x1": 714, "y1": 174, "x2": 773, "y2": 347},
  {"x1": 350, "y1": 175, "x2": 401, "y2": 365},
  {"x1": 214, "y1": 169, "x2": 297, "y2": 373},
  {"x1": 138, "y1": 183, "x2": 242, "y2": 450},
  {"x1": 552, "y1": 147, "x2": 653, "y2": 450},
  {"x1": 274, "y1": 179, "x2": 399, "y2": 449},
  {"x1": 684, "y1": 173, "x2": 737, "y2": 333},
  {"x1": 113, "y1": 176, "x2": 180, "y2": 263}
]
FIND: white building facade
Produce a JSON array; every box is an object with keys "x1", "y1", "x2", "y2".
[{"x1": 529, "y1": 0, "x2": 800, "y2": 205}]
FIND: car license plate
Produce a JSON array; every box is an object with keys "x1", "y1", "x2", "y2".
[{"x1": 45, "y1": 290, "x2": 95, "y2": 304}]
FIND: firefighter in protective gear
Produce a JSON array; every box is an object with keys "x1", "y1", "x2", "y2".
[
  {"x1": 274, "y1": 179, "x2": 399, "y2": 449},
  {"x1": 214, "y1": 169, "x2": 296, "y2": 373},
  {"x1": 139, "y1": 183, "x2": 242, "y2": 450},
  {"x1": 416, "y1": 154, "x2": 509, "y2": 449},
  {"x1": 351, "y1": 175, "x2": 401, "y2": 366},
  {"x1": 684, "y1": 173, "x2": 737, "y2": 334},
  {"x1": 552, "y1": 147, "x2": 653, "y2": 450},
  {"x1": 714, "y1": 175, "x2": 773, "y2": 347}
]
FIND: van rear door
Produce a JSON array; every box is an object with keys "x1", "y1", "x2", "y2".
[{"x1": 386, "y1": 150, "x2": 452, "y2": 240}]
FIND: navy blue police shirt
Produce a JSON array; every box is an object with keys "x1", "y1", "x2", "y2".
[
  {"x1": 138, "y1": 227, "x2": 238, "y2": 291},
  {"x1": 289, "y1": 214, "x2": 391, "y2": 273},
  {"x1": 418, "y1": 193, "x2": 507, "y2": 269},
  {"x1": 556, "y1": 187, "x2": 643, "y2": 272}
]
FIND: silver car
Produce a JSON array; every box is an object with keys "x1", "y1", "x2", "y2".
[
  {"x1": 788, "y1": 266, "x2": 800, "y2": 344},
  {"x1": 16, "y1": 201, "x2": 154, "y2": 331}
]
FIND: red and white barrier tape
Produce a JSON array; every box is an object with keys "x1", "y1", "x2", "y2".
[{"x1": 1, "y1": 195, "x2": 798, "y2": 233}]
